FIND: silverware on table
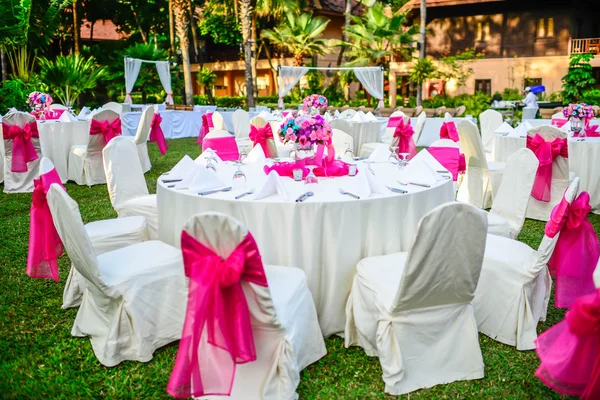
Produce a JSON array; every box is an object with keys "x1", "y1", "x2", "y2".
[
  {"x1": 295, "y1": 191, "x2": 314, "y2": 203},
  {"x1": 235, "y1": 189, "x2": 255, "y2": 199},
  {"x1": 338, "y1": 188, "x2": 360, "y2": 199},
  {"x1": 162, "y1": 178, "x2": 183, "y2": 183},
  {"x1": 386, "y1": 185, "x2": 408, "y2": 194},
  {"x1": 397, "y1": 180, "x2": 430, "y2": 188},
  {"x1": 198, "y1": 186, "x2": 232, "y2": 196}
]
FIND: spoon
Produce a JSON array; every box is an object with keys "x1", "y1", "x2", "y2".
[
  {"x1": 235, "y1": 188, "x2": 255, "y2": 199},
  {"x1": 338, "y1": 188, "x2": 360, "y2": 199},
  {"x1": 295, "y1": 191, "x2": 314, "y2": 202},
  {"x1": 198, "y1": 186, "x2": 232, "y2": 196}
]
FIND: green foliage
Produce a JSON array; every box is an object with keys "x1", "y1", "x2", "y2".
[
  {"x1": 436, "y1": 48, "x2": 484, "y2": 88},
  {"x1": 39, "y1": 54, "x2": 106, "y2": 107},
  {"x1": 198, "y1": 3, "x2": 242, "y2": 46},
  {"x1": 549, "y1": 91, "x2": 563, "y2": 103},
  {"x1": 502, "y1": 87, "x2": 522, "y2": 101},
  {"x1": 581, "y1": 88, "x2": 600, "y2": 106},
  {"x1": 454, "y1": 91, "x2": 491, "y2": 116},
  {"x1": 196, "y1": 67, "x2": 217, "y2": 87},
  {"x1": 215, "y1": 96, "x2": 246, "y2": 108},
  {"x1": 422, "y1": 94, "x2": 455, "y2": 109},
  {"x1": 305, "y1": 69, "x2": 324, "y2": 95},
  {"x1": 561, "y1": 53, "x2": 596, "y2": 104},
  {"x1": 0, "y1": 77, "x2": 42, "y2": 114},
  {"x1": 409, "y1": 57, "x2": 436, "y2": 85}
]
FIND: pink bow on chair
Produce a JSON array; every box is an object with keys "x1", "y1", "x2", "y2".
[
  {"x1": 545, "y1": 192, "x2": 599, "y2": 308},
  {"x1": 440, "y1": 121, "x2": 459, "y2": 142},
  {"x1": 387, "y1": 116, "x2": 404, "y2": 128},
  {"x1": 89, "y1": 118, "x2": 122, "y2": 146},
  {"x1": 149, "y1": 113, "x2": 168, "y2": 155},
  {"x1": 167, "y1": 231, "x2": 268, "y2": 399},
  {"x1": 392, "y1": 118, "x2": 417, "y2": 160},
  {"x1": 198, "y1": 114, "x2": 214, "y2": 146},
  {"x1": 526, "y1": 134, "x2": 568, "y2": 202},
  {"x1": 249, "y1": 124, "x2": 278, "y2": 158},
  {"x1": 27, "y1": 169, "x2": 65, "y2": 282},
  {"x1": 2, "y1": 121, "x2": 40, "y2": 173}
]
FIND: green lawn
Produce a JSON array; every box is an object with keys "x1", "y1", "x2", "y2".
[{"x1": 0, "y1": 138, "x2": 585, "y2": 399}]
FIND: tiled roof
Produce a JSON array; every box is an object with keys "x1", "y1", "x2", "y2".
[{"x1": 80, "y1": 19, "x2": 128, "y2": 41}]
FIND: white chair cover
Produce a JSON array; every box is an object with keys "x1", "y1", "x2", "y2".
[
  {"x1": 456, "y1": 119, "x2": 505, "y2": 209},
  {"x1": 331, "y1": 129, "x2": 354, "y2": 157},
  {"x1": 46, "y1": 184, "x2": 187, "y2": 366},
  {"x1": 68, "y1": 109, "x2": 119, "y2": 186},
  {"x1": 211, "y1": 111, "x2": 225, "y2": 130},
  {"x1": 103, "y1": 136, "x2": 158, "y2": 239},
  {"x1": 233, "y1": 109, "x2": 253, "y2": 154},
  {"x1": 345, "y1": 202, "x2": 487, "y2": 395},
  {"x1": 102, "y1": 102, "x2": 123, "y2": 114},
  {"x1": 413, "y1": 111, "x2": 427, "y2": 144},
  {"x1": 479, "y1": 109, "x2": 503, "y2": 155},
  {"x1": 525, "y1": 125, "x2": 574, "y2": 221},
  {"x1": 2, "y1": 111, "x2": 40, "y2": 192},
  {"x1": 488, "y1": 148, "x2": 538, "y2": 239},
  {"x1": 474, "y1": 178, "x2": 580, "y2": 350},
  {"x1": 181, "y1": 212, "x2": 326, "y2": 398},
  {"x1": 128, "y1": 105, "x2": 153, "y2": 173}
]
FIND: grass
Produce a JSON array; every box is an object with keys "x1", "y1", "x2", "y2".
[{"x1": 0, "y1": 138, "x2": 588, "y2": 399}]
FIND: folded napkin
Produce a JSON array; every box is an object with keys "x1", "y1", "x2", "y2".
[
  {"x1": 398, "y1": 151, "x2": 439, "y2": 186},
  {"x1": 244, "y1": 144, "x2": 266, "y2": 164},
  {"x1": 353, "y1": 169, "x2": 388, "y2": 198},
  {"x1": 334, "y1": 110, "x2": 341, "y2": 118},
  {"x1": 561, "y1": 121, "x2": 572, "y2": 134},
  {"x1": 368, "y1": 143, "x2": 391, "y2": 162},
  {"x1": 195, "y1": 148, "x2": 223, "y2": 165},
  {"x1": 189, "y1": 165, "x2": 229, "y2": 193},
  {"x1": 494, "y1": 121, "x2": 515, "y2": 135},
  {"x1": 365, "y1": 112, "x2": 377, "y2": 122},
  {"x1": 169, "y1": 155, "x2": 197, "y2": 179},
  {"x1": 253, "y1": 170, "x2": 288, "y2": 200},
  {"x1": 78, "y1": 107, "x2": 90, "y2": 118},
  {"x1": 86, "y1": 108, "x2": 102, "y2": 120},
  {"x1": 324, "y1": 112, "x2": 333, "y2": 123},
  {"x1": 58, "y1": 111, "x2": 77, "y2": 123},
  {"x1": 416, "y1": 148, "x2": 448, "y2": 172},
  {"x1": 351, "y1": 112, "x2": 365, "y2": 122}
]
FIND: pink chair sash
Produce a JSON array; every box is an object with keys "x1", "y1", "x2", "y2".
[
  {"x1": 167, "y1": 231, "x2": 268, "y2": 399},
  {"x1": 440, "y1": 121, "x2": 459, "y2": 142},
  {"x1": 545, "y1": 192, "x2": 599, "y2": 308},
  {"x1": 198, "y1": 113, "x2": 214, "y2": 145},
  {"x1": 89, "y1": 118, "x2": 122, "y2": 146},
  {"x1": 392, "y1": 118, "x2": 417, "y2": 160},
  {"x1": 526, "y1": 134, "x2": 568, "y2": 202},
  {"x1": 202, "y1": 136, "x2": 239, "y2": 161},
  {"x1": 27, "y1": 169, "x2": 65, "y2": 282},
  {"x1": 149, "y1": 113, "x2": 168, "y2": 155},
  {"x1": 2, "y1": 121, "x2": 40, "y2": 172},
  {"x1": 551, "y1": 118, "x2": 568, "y2": 128},
  {"x1": 387, "y1": 116, "x2": 404, "y2": 128},
  {"x1": 428, "y1": 147, "x2": 466, "y2": 181},
  {"x1": 249, "y1": 124, "x2": 278, "y2": 158},
  {"x1": 535, "y1": 289, "x2": 600, "y2": 399}
]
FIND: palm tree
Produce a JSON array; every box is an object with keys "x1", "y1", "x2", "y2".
[
  {"x1": 417, "y1": 0, "x2": 426, "y2": 106},
  {"x1": 239, "y1": 0, "x2": 255, "y2": 108},
  {"x1": 261, "y1": 13, "x2": 330, "y2": 66},
  {"x1": 197, "y1": 67, "x2": 217, "y2": 105},
  {"x1": 172, "y1": 0, "x2": 194, "y2": 105}
]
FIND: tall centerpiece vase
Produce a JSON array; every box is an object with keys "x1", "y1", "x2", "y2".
[
  {"x1": 571, "y1": 117, "x2": 583, "y2": 137},
  {"x1": 293, "y1": 142, "x2": 315, "y2": 162}
]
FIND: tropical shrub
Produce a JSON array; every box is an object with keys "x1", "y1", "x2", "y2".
[
  {"x1": 0, "y1": 78, "x2": 42, "y2": 113},
  {"x1": 562, "y1": 53, "x2": 596, "y2": 104},
  {"x1": 215, "y1": 96, "x2": 246, "y2": 108},
  {"x1": 502, "y1": 88, "x2": 522, "y2": 101},
  {"x1": 196, "y1": 67, "x2": 217, "y2": 104},
  {"x1": 581, "y1": 89, "x2": 600, "y2": 107}
]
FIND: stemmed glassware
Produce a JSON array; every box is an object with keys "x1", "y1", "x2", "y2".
[
  {"x1": 344, "y1": 143, "x2": 355, "y2": 160},
  {"x1": 398, "y1": 153, "x2": 410, "y2": 169},
  {"x1": 304, "y1": 165, "x2": 318, "y2": 184},
  {"x1": 232, "y1": 160, "x2": 246, "y2": 190},
  {"x1": 238, "y1": 149, "x2": 248, "y2": 162},
  {"x1": 388, "y1": 146, "x2": 400, "y2": 164},
  {"x1": 206, "y1": 159, "x2": 217, "y2": 172}
]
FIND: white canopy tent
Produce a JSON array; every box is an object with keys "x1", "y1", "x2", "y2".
[
  {"x1": 124, "y1": 57, "x2": 174, "y2": 105},
  {"x1": 277, "y1": 65, "x2": 385, "y2": 109}
]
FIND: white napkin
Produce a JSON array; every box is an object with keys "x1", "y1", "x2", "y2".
[
  {"x1": 353, "y1": 169, "x2": 388, "y2": 198},
  {"x1": 324, "y1": 112, "x2": 333, "y2": 123},
  {"x1": 334, "y1": 110, "x2": 341, "y2": 118},
  {"x1": 244, "y1": 144, "x2": 266, "y2": 164},
  {"x1": 58, "y1": 111, "x2": 77, "y2": 122},
  {"x1": 365, "y1": 112, "x2": 377, "y2": 122},
  {"x1": 351, "y1": 112, "x2": 365, "y2": 122},
  {"x1": 253, "y1": 170, "x2": 288, "y2": 200},
  {"x1": 444, "y1": 112, "x2": 453, "y2": 120},
  {"x1": 86, "y1": 108, "x2": 101, "y2": 119},
  {"x1": 189, "y1": 165, "x2": 228, "y2": 193},
  {"x1": 398, "y1": 151, "x2": 439, "y2": 186},
  {"x1": 169, "y1": 155, "x2": 197, "y2": 179},
  {"x1": 368, "y1": 143, "x2": 391, "y2": 162},
  {"x1": 512, "y1": 122, "x2": 533, "y2": 138},
  {"x1": 195, "y1": 148, "x2": 223, "y2": 165},
  {"x1": 494, "y1": 122, "x2": 515, "y2": 135},
  {"x1": 78, "y1": 107, "x2": 90, "y2": 118},
  {"x1": 561, "y1": 121, "x2": 572, "y2": 134}
]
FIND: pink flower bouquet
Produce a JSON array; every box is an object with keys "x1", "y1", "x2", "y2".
[
  {"x1": 563, "y1": 103, "x2": 594, "y2": 120},
  {"x1": 279, "y1": 114, "x2": 333, "y2": 150},
  {"x1": 302, "y1": 94, "x2": 328, "y2": 113}
]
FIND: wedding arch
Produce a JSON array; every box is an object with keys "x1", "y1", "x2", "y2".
[
  {"x1": 124, "y1": 57, "x2": 174, "y2": 104},
  {"x1": 277, "y1": 65, "x2": 385, "y2": 109}
]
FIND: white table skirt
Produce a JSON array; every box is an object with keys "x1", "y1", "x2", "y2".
[
  {"x1": 38, "y1": 120, "x2": 90, "y2": 182},
  {"x1": 121, "y1": 110, "x2": 202, "y2": 139},
  {"x1": 157, "y1": 161, "x2": 455, "y2": 336}
]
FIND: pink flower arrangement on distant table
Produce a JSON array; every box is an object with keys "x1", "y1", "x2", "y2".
[
  {"x1": 28, "y1": 91, "x2": 53, "y2": 109},
  {"x1": 280, "y1": 114, "x2": 333, "y2": 150},
  {"x1": 302, "y1": 94, "x2": 328, "y2": 113},
  {"x1": 563, "y1": 103, "x2": 594, "y2": 121}
]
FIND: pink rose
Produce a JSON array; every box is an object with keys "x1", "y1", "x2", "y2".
[
  {"x1": 286, "y1": 128, "x2": 294, "y2": 135},
  {"x1": 299, "y1": 136, "x2": 308, "y2": 146}
]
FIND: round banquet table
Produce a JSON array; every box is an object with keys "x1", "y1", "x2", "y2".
[
  {"x1": 157, "y1": 160, "x2": 455, "y2": 336},
  {"x1": 493, "y1": 134, "x2": 600, "y2": 212},
  {"x1": 37, "y1": 119, "x2": 90, "y2": 182}
]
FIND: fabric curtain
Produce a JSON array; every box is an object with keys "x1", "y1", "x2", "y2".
[
  {"x1": 156, "y1": 61, "x2": 174, "y2": 105},
  {"x1": 124, "y1": 58, "x2": 143, "y2": 104},
  {"x1": 353, "y1": 67, "x2": 385, "y2": 109},
  {"x1": 277, "y1": 66, "x2": 309, "y2": 109}
]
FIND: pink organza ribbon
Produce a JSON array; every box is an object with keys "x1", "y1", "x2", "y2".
[
  {"x1": 428, "y1": 147, "x2": 466, "y2": 181},
  {"x1": 551, "y1": 118, "x2": 568, "y2": 128},
  {"x1": 167, "y1": 231, "x2": 268, "y2": 399},
  {"x1": 149, "y1": 113, "x2": 168, "y2": 155},
  {"x1": 89, "y1": 118, "x2": 122, "y2": 146},
  {"x1": 264, "y1": 157, "x2": 353, "y2": 178},
  {"x1": 43, "y1": 109, "x2": 65, "y2": 120},
  {"x1": 535, "y1": 289, "x2": 600, "y2": 399},
  {"x1": 387, "y1": 116, "x2": 404, "y2": 128},
  {"x1": 27, "y1": 169, "x2": 65, "y2": 282},
  {"x1": 249, "y1": 124, "x2": 277, "y2": 158},
  {"x1": 392, "y1": 118, "x2": 417, "y2": 160},
  {"x1": 526, "y1": 134, "x2": 568, "y2": 202},
  {"x1": 585, "y1": 125, "x2": 600, "y2": 137},
  {"x1": 440, "y1": 121, "x2": 459, "y2": 142},
  {"x1": 198, "y1": 113, "x2": 214, "y2": 146},
  {"x1": 2, "y1": 121, "x2": 40, "y2": 172},
  {"x1": 544, "y1": 192, "x2": 599, "y2": 308},
  {"x1": 202, "y1": 136, "x2": 239, "y2": 161}
]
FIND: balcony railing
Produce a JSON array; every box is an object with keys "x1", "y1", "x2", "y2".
[{"x1": 570, "y1": 38, "x2": 600, "y2": 55}]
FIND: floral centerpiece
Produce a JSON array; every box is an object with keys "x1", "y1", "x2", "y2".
[
  {"x1": 563, "y1": 103, "x2": 594, "y2": 121},
  {"x1": 28, "y1": 91, "x2": 53, "y2": 119},
  {"x1": 302, "y1": 94, "x2": 328, "y2": 114},
  {"x1": 280, "y1": 114, "x2": 333, "y2": 152}
]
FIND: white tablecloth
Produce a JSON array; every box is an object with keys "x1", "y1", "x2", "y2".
[
  {"x1": 524, "y1": 118, "x2": 600, "y2": 127},
  {"x1": 415, "y1": 117, "x2": 478, "y2": 146},
  {"x1": 157, "y1": 160, "x2": 455, "y2": 336},
  {"x1": 38, "y1": 120, "x2": 90, "y2": 182},
  {"x1": 121, "y1": 110, "x2": 202, "y2": 139},
  {"x1": 329, "y1": 120, "x2": 382, "y2": 154},
  {"x1": 220, "y1": 111, "x2": 260, "y2": 133}
]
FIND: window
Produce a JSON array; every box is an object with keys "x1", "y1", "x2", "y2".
[
  {"x1": 475, "y1": 79, "x2": 492, "y2": 96},
  {"x1": 537, "y1": 19, "x2": 546, "y2": 38},
  {"x1": 537, "y1": 18, "x2": 555, "y2": 38},
  {"x1": 476, "y1": 21, "x2": 491, "y2": 42},
  {"x1": 524, "y1": 78, "x2": 542, "y2": 88},
  {"x1": 547, "y1": 18, "x2": 554, "y2": 38}
]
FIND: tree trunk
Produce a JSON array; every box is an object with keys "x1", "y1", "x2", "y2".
[
  {"x1": 336, "y1": 0, "x2": 352, "y2": 67},
  {"x1": 417, "y1": 0, "x2": 426, "y2": 106},
  {"x1": 206, "y1": 85, "x2": 215, "y2": 104},
  {"x1": 239, "y1": 0, "x2": 255, "y2": 108},
  {"x1": 132, "y1": 9, "x2": 148, "y2": 44},
  {"x1": 1, "y1": 50, "x2": 7, "y2": 81},
  {"x1": 90, "y1": 21, "x2": 94, "y2": 41},
  {"x1": 173, "y1": 0, "x2": 194, "y2": 105},
  {"x1": 73, "y1": 0, "x2": 80, "y2": 54},
  {"x1": 187, "y1": 0, "x2": 200, "y2": 59},
  {"x1": 251, "y1": 14, "x2": 258, "y2": 104},
  {"x1": 169, "y1": 0, "x2": 176, "y2": 56}
]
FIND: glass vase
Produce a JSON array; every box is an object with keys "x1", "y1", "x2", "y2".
[
  {"x1": 571, "y1": 117, "x2": 583, "y2": 137},
  {"x1": 293, "y1": 143, "x2": 315, "y2": 162}
]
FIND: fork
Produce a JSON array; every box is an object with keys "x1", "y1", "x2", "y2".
[
  {"x1": 386, "y1": 185, "x2": 408, "y2": 194},
  {"x1": 199, "y1": 186, "x2": 232, "y2": 196},
  {"x1": 397, "y1": 180, "x2": 430, "y2": 188}
]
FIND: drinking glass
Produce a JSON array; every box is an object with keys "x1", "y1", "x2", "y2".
[
  {"x1": 305, "y1": 165, "x2": 318, "y2": 184},
  {"x1": 206, "y1": 159, "x2": 217, "y2": 172},
  {"x1": 344, "y1": 143, "x2": 355, "y2": 160},
  {"x1": 232, "y1": 161, "x2": 246, "y2": 189},
  {"x1": 238, "y1": 149, "x2": 248, "y2": 162},
  {"x1": 388, "y1": 146, "x2": 400, "y2": 164},
  {"x1": 398, "y1": 153, "x2": 410, "y2": 169}
]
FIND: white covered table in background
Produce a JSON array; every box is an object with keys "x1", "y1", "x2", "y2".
[
  {"x1": 121, "y1": 110, "x2": 202, "y2": 139},
  {"x1": 192, "y1": 105, "x2": 217, "y2": 115},
  {"x1": 415, "y1": 117, "x2": 478, "y2": 146},
  {"x1": 220, "y1": 111, "x2": 260, "y2": 133},
  {"x1": 329, "y1": 120, "x2": 381, "y2": 154},
  {"x1": 568, "y1": 137, "x2": 600, "y2": 212},
  {"x1": 524, "y1": 118, "x2": 600, "y2": 127},
  {"x1": 38, "y1": 119, "x2": 90, "y2": 182},
  {"x1": 157, "y1": 160, "x2": 455, "y2": 336},
  {"x1": 493, "y1": 134, "x2": 526, "y2": 163}
]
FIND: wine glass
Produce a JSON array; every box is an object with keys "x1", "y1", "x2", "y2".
[
  {"x1": 344, "y1": 143, "x2": 355, "y2": 160},
  {"x1": 305, "y1": 165, "x2": 318, "y2": 184},
  {"x1": 238, "y1": 149, "x2": 248, "y2": 163},
  {"x1": 388, "y1": 146, "x2": 400, "y2": 164},
  {"x1": 232, "y1": 161, "x2": 246, "y2": 190},
  {"x1": 206, "y1": 159, "x2": 217, "y2": 172},
  {"x1": 398, "y1": 153, "x2": 410, "y2": 169}
]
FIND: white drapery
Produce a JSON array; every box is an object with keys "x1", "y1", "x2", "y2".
[
  {"x1": 124, "y1": 58, "x2": 142, "y2": 104},
  {"x1": 278, "y1": 66, "x2": 309, "y2": 108},
  {"x1": 124, "y1": 57, "x2": 174, "y2": 105},
  {"x1": 353, "y1": 67, "x2": 385, "y2": 109}
]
